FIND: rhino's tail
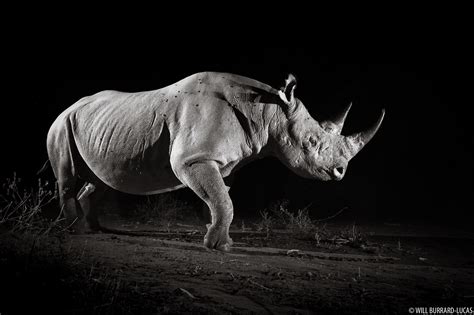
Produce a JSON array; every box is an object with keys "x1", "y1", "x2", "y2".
[{"x1": 36, "y1": 159, "x2": 51, "y2": 176}]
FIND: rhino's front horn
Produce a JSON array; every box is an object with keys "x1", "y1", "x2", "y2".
[{"x1": 345, "y1": 109, "x2": 385, "y2": 158}]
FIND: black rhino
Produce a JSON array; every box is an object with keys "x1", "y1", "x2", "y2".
[{"x1": 47, "y1": 72, "x2": 384, "y2": 251}]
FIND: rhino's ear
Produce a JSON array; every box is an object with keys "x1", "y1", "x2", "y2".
[{"x1": 278, "y1": 74, "x2": 297, "y2": 113}]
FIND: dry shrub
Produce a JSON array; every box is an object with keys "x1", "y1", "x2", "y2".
[
  {"x1": 257, "y1": 199, "x2": 315, "y2": 238},
  {"x1": 256, "y1": 210, "x2": 274, "y2": 238},
  {"x1": 0, "y1": 172, "x2": 61, "y2": 235}
]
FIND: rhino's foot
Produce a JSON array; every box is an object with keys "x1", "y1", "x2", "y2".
[
  {"x1": 69, "y1": 226, "x2": 102, "y2": 235},
  {"x1": 84, "y1": 224, "x2": 102, "y2": 234},
  {"x1": 66, "y1": 217, "x2": 102, "y2": 235},
  {"x1": 204, "y1": 224, "x2": 233, "y2": 252},
  {"x1": 84, "y1": 219, "x2": 102, "y2": 233}
]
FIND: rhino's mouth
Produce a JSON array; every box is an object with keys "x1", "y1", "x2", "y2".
[
  {"x1": 322, "y1": 170, "x2": 333, "y2": 181},
  {"x1": 309, "y1": 168, "x2": 331, "y2": 181}
]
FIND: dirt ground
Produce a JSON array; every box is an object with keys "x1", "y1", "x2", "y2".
[{"x1": 1, "y1": 217, "x2": 474, "y2": 314}]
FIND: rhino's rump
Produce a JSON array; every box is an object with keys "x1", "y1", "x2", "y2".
[{"x1": 72, "y1": 91, "x2": 182, "y2": 194}]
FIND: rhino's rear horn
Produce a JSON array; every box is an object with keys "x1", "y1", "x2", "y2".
[
  {"x1": 346, "y1": 109, "x2": 385, "y2": 157},
  {"x1": 321, "y1": 102, "x2": 352, "y2": 134},
  {"x1": 332, "y1": 102, "x2": 352, "y2": 134}
]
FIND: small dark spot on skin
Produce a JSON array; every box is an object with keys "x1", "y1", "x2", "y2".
[
  {"x1": 178, "y1": 90, "x2": 180, "y2": 93},
  {"x1": 197, "y1": 90, "x2": 201, "y2": 93},
  {"x1": 230, "y1": 85, "x2": 233, "y2": 88},
  {"x1": 162, "y1": 114, "x2": 167, "y2": 117},
  {"x1": 175, "y1": 95, "x2": 177, "y2": 98},
  {"x1": 195, "y1": 104, "x2": 199, "y2": 107},
  {"x1": 165, "y1": 99, "x2": 168, "y2": 102}
]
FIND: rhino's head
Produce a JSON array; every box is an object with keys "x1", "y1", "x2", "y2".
[{"x1": 273, "y1": 74, "x2": 384, "y2": 181}]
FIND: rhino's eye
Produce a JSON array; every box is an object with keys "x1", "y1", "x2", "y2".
[
  {"x1": 309, "y1": 136, "x2": 318, "y2": 146},
  {"x1": 303, "y1": 136, "x2": 319, "y2": 152},
  {"x1": 302, "y1": 140, "x2": 311, "y2": 150},
  {"x1": 303, "y1": 135, "x2": 317, "y2": 150}
]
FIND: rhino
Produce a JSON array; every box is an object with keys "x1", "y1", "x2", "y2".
[{"x1": 47, "y1": 72, "x2": 384, "y2": 251}]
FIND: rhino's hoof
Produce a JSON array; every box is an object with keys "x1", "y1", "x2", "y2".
[
  {"x1": 216, "y1": 243, "x2": 231, "y2": 252},
  {"x1": 85, "y1": 222, "x2": 102, "y2": 234},
  {"x1": 204, "y1": 225, "x2": 233, "y2": 252},
  {"x1": 204, "y1": 239, "x2": 232, "y2": 252}
]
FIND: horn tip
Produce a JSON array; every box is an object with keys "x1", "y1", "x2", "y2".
[{"x1": 345, "y1": 102, "x2": 353, "y2": 112}]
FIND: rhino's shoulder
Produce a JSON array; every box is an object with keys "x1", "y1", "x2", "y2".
[{"x1": 207, "y1": 72, "x2": 275, "y2": 91}]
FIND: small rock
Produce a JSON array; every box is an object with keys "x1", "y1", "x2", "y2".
[{"x1": 287, "y1": 249, "x2": 300, "y2": 256}]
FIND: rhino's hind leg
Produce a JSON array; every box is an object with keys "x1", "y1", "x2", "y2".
[
  {"x1": 177, "y1": 161, "x2": 234, "y2": 252},
  {"x1": 76, "y1": 182, "x2": 105, "y2": 233},
  {"x1": 57, "y1": 178, "x2": 82, "y2": 232},
  {"x1": 58, "y1": 178, "x2": 104, "y2": 234}
]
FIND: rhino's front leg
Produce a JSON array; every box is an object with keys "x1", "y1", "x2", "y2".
[{"x1": 175, "y1": 161, "x2": 234, "y2": 252}]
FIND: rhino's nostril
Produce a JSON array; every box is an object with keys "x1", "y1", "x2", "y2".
[{"x1": 334, "y1": 167, "x2": 344, "y2": 177}]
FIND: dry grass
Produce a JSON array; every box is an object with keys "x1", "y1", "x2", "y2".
[
  {"x1": 256, "y1": 199, "x2": 369, "y2": 248},
  {"x1": 260, "y1": 199, "x2": 315, "y2": 237},
  {"x1": 255, "y1": 210, "x2": 274, "y2": 238},
  {"x1": 0, "y1": 172, "x2": 62, "y2": 235}
]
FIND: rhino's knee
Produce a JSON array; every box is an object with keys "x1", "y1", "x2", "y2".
[{"x1": 214, "y1": 199, "x2": 233, "y2": 213}]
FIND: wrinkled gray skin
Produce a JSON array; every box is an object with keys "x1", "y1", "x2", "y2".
[{"x1": 47, "y1": 72, "x2": 384, "y2": 251}]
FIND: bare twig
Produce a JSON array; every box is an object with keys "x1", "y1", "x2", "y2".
[
  {"x1": 179, "y1": 288, "x2": 197, "y2": 299},
  {"x1": 314, "y1": 206, "x2": 348, "y2": 223},
  {"x1": 247, "y1": 279, "x2": 273, "y2": 292}
]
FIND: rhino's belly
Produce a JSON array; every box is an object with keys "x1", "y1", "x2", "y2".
[
  {"x1": 91, "y1": 161, "x2": 184, "y2": 195},
  {"x1": 80, "y1": 137, "x2": 184, "y2": 195}
]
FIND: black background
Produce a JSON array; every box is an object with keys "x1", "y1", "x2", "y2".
[{"x1": 1, "y1": 15, "x2": 471, "y2": 226}]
